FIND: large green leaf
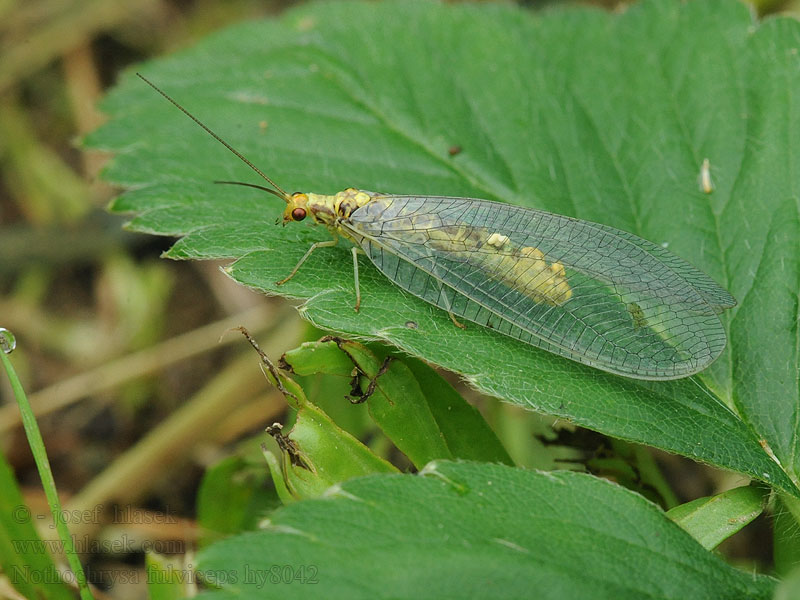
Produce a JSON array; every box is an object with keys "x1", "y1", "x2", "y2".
[
  {"x1": 87, "y1": 0, "x2": 800, "y2": 493},
  {"x1": 194, "y1": 461, "x2": 776, "y2": 599}
]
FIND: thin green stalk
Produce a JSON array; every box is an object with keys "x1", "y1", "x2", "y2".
[{"x1": 0, "y1": 331, "x2": 93, "y2": 600}]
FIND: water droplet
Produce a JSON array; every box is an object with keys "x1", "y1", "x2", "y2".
[{"x1": 0, "y1": 328, "x2": 16, "y2": 354}]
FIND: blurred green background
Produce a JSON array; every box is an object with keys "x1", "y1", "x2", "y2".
[{"x1": 0, "y1": 0, "x2": 791, "y2": 598}]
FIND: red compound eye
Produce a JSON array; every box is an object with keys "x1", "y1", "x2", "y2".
[{"x1": 291, "y1": 207, "x2": 307, "y2": 221}]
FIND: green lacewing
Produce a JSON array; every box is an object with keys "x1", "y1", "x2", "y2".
[{"x1": 137, "y1": 74, "x2": 736, "y2": 381}]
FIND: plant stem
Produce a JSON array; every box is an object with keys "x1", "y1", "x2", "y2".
[{"x1": 0, "y1": 345, "x2": 94, "y2": 600}]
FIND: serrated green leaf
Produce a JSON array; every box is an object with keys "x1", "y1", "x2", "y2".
[
  {"x1": 282, "y1": 338, "x2": 513, "y2": 467},
  {"x1": 87, "y1": 0, "x2": 800, "y2": 493},
  {"x1": 403, "y1": 355, "x2": 514, "y2": 465},
  {"x1": 281, "y1": 340, "x2": 355, "y2": 377},
  {"x1": 246, "y1": 350, "x2": 398, "y2": 500},
  {"x1": 666, "y1": 484, "x2": 767, "y2": 550},
  {"x1": 264, "y1": 396, "x2": 398, "y2": 501},
  {"x1": 195, "y1": 461, "x2": 776, "y2": 599}
]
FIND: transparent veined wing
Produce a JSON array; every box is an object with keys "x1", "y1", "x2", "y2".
[
  {"x1": 585, "y1": 221, "x2": 736, "y2": 313},
  {"x1": 344, "y1": 195, "x2": 732, "y2": 380}
]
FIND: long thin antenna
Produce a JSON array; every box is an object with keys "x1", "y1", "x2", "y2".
[
  {"x1": 136, "y1": 73, "x2": 290, "y2": 202},
  {"x1": 214, "y1": 180, "x2": 283, "y2": 195}
]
